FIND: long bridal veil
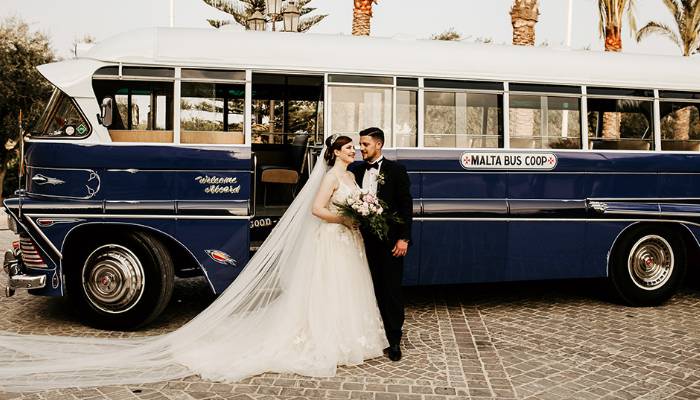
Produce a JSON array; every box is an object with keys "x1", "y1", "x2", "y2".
[{"x1": 0, "y1": 153, "x2": 331, "y2": 392}]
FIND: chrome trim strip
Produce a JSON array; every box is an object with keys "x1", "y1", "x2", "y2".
[
  {"x1": 603, "y1": 209, "x2": 700, "y2": 219},
  {"x1": 590, "y1": 197, "x2": 700, "y2": 201},
  {"x1": 414, "y1": 170, "x2": 692, "y2": 175},
  {"x1": 104, "y1": 168, "x2": 251, "y2": 172},
  {"x1": 414, "y1": 218, "x2": 700, "y2": 226},
  {"x1": 26, "y1": 213, "x2": 251, "y2": 220}
]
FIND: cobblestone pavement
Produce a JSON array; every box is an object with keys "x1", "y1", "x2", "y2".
[{"x1": 1, "y1": 226, "x2": 700, "y2": 400}]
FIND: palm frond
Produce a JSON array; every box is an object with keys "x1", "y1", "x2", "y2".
[
  {"x1": 231, "y1": 12, "x2": 250, "y2": 27},
  {"x1": 202, "y1": 0, "x2": 238, "y2": 16},
  {"x1": 626, "y1": 0, "x2": 637, "y2": 35},
  {"x1": 598, "y1": 0, "x2": 607, "y2": 37},
  {"x1": 663, "y1": 0, "x2": 681, "y2": 21},
  {"x1": 207, "y1": 19, "x2": 233, "y2": 28},
  {"x1": 298, "y1": 14, "x2": 328, "y2": 32},
  {"x1": 637, "y1": 0, "x2": 700, "y2": 55},
  {"x1": 636, "y1": 21, "x2": 682, "y2": 48},
  {"x1": 300, "y1": 7, "x2": 316, "y2": 16}
]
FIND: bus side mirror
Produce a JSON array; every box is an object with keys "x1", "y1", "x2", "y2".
[{"x1": 98, "y1": 97, "x2": 113, "y2": 127}]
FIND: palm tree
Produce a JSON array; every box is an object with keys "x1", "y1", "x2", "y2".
[
  {"x1": 352, "y1": 0, "x2": 379, "y2": 36},
  {"x1": 510, "y1": 0, "x2": 539, "y2": 46},
  {"x1": 637, "y1": 0, "x2": 700, "y2": 140},
  {"x1": 598, "y1": 0, "x2": 637, "y2": 52},
  {"x1": 597, "y1": 0, "x2": 637, "y2": 139},
  {"x1": 510, "y1": 1, "x2": 539, "y2": 143},
  {"x1": 204, "y1": 0, "x2": 327, "y2": 32}
]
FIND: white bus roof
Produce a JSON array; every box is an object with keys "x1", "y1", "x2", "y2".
[{"x1": 50, "y1": 27, "x2": 700, "y2": 93}]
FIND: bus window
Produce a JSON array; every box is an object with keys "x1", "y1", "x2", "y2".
[
  {"x1": 424, "y1": 91, "x2": 502, "y2": 148},
  {"x1": 330, "y1": 86, "x2": 392, "y2": 146},
  {"x1": 396, "y1": 90, "x2": 417, "y2": 147},
  {"x1": 180, "y1": 82, "x2": 245, "y2": 144},
  {"x1": 252, "y1": 74, "x2": 324, "y2": 145},
  {"x1": 509, "y1": 95, "x2": 581, "y2": 149},
  {"x1": 93, "y1": 80, "x2": 174, "y2": 143},
  {"x1": 659, "y1": 101, "x2": 700, "y2": 151},
  {"x1": 587, "y1": 92, "x2": 654, "y2": 151},
  {"x1": 32, "y1": 89, "x2": 91, "y2": 138}
]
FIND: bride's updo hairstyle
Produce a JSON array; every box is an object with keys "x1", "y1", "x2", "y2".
[{"x1": 323, "y1": 135, "x2": 352, "y2": 166}]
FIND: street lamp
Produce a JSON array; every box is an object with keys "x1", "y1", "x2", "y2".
[
  {"x1": 282, "y1": 1, "x2": 300, "y2": 33},
  {"x1": 247, "y1": 9, "x2": 266, "y2": 31},
  {"x1": 265, "y1": 0, "x2": 284, "y2": 31},
  {"x1": 265, "y1": 0, "x2": 284, "y2": 15}
]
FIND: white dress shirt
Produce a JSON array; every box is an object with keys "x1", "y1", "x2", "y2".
[{"x1": 362, "y1": 156, "x2": 384, "y2": 195}]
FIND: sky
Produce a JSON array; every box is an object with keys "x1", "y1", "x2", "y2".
[{"x1": 0, "y1": 0, "x2": 684, "y2": 58}]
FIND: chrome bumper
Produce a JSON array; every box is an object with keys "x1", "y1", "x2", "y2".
[{"x1": 3, "y1": 249, "x2": 46, "y2": 297}]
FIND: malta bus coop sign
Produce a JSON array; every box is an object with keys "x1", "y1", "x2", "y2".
[{"x1": 460, "y1": 152, "x2": 558, "y2": 170}]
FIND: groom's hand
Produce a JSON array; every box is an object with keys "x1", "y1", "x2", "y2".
[{"x1": 392, "y1": 240, "x2": 409, "y2": 257}]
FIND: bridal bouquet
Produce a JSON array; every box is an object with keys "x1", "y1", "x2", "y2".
[{"x1": 335, "y1": 190, "x2": 401, "y2": 240}]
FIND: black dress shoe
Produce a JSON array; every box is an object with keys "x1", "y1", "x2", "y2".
[{"x1": 387, "y1": 344, "x2": 402, "y2": 361}]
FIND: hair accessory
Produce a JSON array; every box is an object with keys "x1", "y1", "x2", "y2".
[{"x1": 328, "y1": 134, "x2": 339, "y2": 145}]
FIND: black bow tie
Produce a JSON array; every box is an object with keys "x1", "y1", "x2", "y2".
[{"x1": 364, "y1": 162, "x2": 380, "y2": 171}]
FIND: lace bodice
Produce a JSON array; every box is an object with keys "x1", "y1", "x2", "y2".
[
  {"x1": 321, "y1": 171, "x2": 364, "y2": 249},
  {"x1": 328, "y1": 172, "x2": 360, "y2": 215}
]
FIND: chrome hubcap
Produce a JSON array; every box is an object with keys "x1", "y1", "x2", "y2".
[
  {"x1": 82, "y1": 244, "x2": 144, "y2": 314},
  {"x1": 627, "y1": 235, "x2": 674, "y2": 291}
]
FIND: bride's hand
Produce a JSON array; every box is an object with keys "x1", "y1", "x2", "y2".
[{"x1": 341, "y1": 216, "x2": 358, "y2": 229}]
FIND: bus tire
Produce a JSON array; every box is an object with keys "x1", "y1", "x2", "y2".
[
  {"x1": 69, "y1": 231, "x2": 174, "y2": 330},
  {"x1": 609, "y1": 227, "x2": 686, "y2": 306}
]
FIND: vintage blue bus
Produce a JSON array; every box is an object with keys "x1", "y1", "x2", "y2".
[{"x1": 4, "y1": 27, "x2": 700, "y2": 328}]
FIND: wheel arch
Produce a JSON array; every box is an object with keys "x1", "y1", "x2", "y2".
[
  {"x1": 606, "y1": 221, "x2": 700, "y2": 277},
  {"x1": 61, "y1": 222, "x2": 203, "y2": 281}
]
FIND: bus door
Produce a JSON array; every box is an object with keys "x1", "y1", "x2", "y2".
[{"x1": 249, "y1": 73, "x2": 324, "y2": 246}]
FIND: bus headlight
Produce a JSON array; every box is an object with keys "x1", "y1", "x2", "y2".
[{"x1": 6, "y1": 215, "x2": 18, "y2": 234}]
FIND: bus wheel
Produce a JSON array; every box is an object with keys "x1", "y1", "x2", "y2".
[
  {"x1": 610, "y1": 227, "x2": 686, "y2": 306},
  {"x1": 71, "y1": 232, "x2": 174, "y2": 329}
]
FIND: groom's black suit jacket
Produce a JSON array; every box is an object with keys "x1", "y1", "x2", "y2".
[{"x1": 352, "y1": 158, "x2": 413, "y2": 247}]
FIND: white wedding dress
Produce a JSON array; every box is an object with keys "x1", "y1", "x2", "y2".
[{"x1": 0, "y1": 160, "x2": 388, "y2": 392}]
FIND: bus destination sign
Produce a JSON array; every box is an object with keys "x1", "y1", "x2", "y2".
[{"x1": 460, "y1": 152, "x2": 558, "y2": 170}]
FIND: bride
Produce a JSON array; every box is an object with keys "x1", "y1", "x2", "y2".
[{"x1": 0, "y1": 135, "x2": 388, "y2": 392}]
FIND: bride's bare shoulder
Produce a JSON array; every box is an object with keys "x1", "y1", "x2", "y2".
[{"x1": 322, "y1": 170, "x2": 340, "y2": 186}]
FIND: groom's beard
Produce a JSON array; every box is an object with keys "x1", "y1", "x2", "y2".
[{"x1": 362, "y1": 151, "x2": 382, "y2": 163}]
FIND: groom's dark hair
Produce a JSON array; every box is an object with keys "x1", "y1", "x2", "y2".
[{"x1": 359, "y1": 127, "x2": 384, "y2": 145}]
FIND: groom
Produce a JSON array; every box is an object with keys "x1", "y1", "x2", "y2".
[{"x1": 353, "y1": 127, "x2": 413, "y2": 362}]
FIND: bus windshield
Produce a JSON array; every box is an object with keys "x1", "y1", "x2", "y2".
[{"x1": 32, "y1": 89, "x2": 90, "y2": 138}]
